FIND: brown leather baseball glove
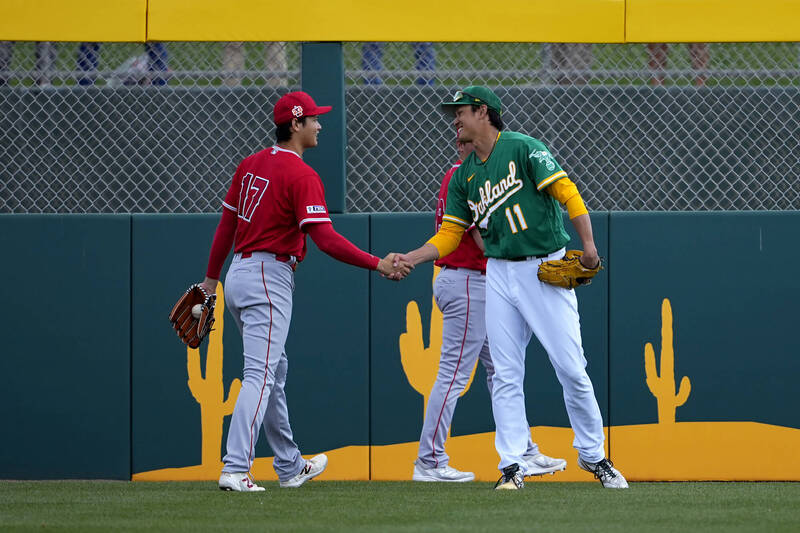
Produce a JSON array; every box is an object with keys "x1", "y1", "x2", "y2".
[
  {"x1": 537, "y1": 250, "x2": 603, "y2": 289},
  {"x1": 168, "y1": 284, "x2": 216, "y2": 348}
]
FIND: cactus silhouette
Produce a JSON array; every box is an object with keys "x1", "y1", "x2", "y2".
[
  {"x1": 644, "y1": 298, "x2": 691, "y2": 424},
  {"x1": 186, "y1": 282, "x2": 242, "y2": 468},
  {"x1": 400, "y1": 266, "x2": 478, "y2": 417}
]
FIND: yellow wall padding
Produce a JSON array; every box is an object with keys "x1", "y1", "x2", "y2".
[
  {"x1": 1, "y1": 0, "x2": 146, "y2": 42},
  {"x1": 627, "y1": 0, "x2": 800, "y2": 42},
  {"x1": 3, "y1": 0, "x2": 798, "y2": 43},
  {"x1": 146, "y1": 0, "x2": 625, "y2": 43}
]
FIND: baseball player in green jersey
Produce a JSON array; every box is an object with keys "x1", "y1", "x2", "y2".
[{"x1": 395, "y1": 86, "x2": 628, "y2": 490}]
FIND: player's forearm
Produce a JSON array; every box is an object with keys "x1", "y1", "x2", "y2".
[
  {"x1": 404, "y1": 243, "x2": 440, "y2": 266},
  {"x1": 206, "y1": 208, "x2": 237, "y2": 279},
  {"x1": 570, "y1": 214, "x2": 599, "y2": 265},
  {"x1": 306, "y1": 222, "x2": 380, "y2": 270},
  {"x1": 201, "y1": 277, "x2": 218, "y2": 293}
]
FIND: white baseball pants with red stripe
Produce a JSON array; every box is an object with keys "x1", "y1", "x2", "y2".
[
  {"x1": 221, "y1": 252, "x2": 306, "y2": 481},
  {"x1": 485, "y1": 249, "x2": 606, "y2": 472},
  {"x1": 416, "y1": 266, "x2": 539, "y2": 469}
]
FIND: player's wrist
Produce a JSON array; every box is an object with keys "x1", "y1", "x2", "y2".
[
  {"x1": 408, "y1": 244, "x2": 439, "y2": 266},
  {"x1": 579, "y1": 247, "x2": 599, "y2": 268}
]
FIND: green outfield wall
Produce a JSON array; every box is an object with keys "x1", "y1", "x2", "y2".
[
  {"x1": 0, "y1": 215, "x2": 131, "y2": 479},
  {"x1": 1, "y1": 212, "x2": 798, "y2": 481}
]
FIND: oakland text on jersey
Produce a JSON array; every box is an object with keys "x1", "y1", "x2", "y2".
[{"x1": 467, "y1": 161, "x2": 524, "y2": 228}]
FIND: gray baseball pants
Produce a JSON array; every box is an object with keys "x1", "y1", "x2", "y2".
[
  {"x1": 221, "y1": 252, "x2": 307, "y2": 481},
  {"x1": 416, "y1": 266, "x2": 539, "y2": 468}
]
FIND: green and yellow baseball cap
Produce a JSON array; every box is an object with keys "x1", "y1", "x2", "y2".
[{"x1": 441, "y1": 85, "x2": 502, "y2": 115}]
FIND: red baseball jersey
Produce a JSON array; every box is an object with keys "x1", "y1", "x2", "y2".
[
  {"x1": 433, "y1": 161, "x2": 487, "y2": 271},
  {"x1": 222, "y1": 145, "x2": 331, "y2": 262}
]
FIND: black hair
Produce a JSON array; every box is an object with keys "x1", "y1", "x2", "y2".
[
  {"x1": 487, "y1": 109, "x2": 504, "y2": 130},
  {"x1": 275, "y1": 116, "x2": 308, "y2": 142},
  {"x1": 470, "y1": 105, "x2": 504, "y2": 130}
]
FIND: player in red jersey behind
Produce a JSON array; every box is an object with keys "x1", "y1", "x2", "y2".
[{"x1": 197, "y1": 91, "x2": 411, "y2": 492}]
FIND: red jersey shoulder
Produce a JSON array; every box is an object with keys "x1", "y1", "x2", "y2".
[
  {"x1": 439, "y1": 162, "x2": 461, "y2": 198},
  {"x1": 435, "y1": 161, "x2": 462, "y2": 229},
  {"x1": 223, "y1": 147, "x2": 319, "y2": 214},
  {"x1": 240, "y1": 146, "x2": 316, "y2": 177}
]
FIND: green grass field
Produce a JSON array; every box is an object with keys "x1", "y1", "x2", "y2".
[{"x1": 1, "y1": 481, "x2": 798, "y2": 532}]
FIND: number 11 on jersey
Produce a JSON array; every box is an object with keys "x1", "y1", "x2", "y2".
[{"x1": 504, "y1": 203, "x2": 528, "y2": 234}]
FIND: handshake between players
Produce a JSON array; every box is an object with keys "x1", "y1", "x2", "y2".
[{"x1": 377, "y1": 252, "x2": 414, "y2": 280}]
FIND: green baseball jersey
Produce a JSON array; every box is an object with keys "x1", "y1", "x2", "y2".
[{"x1": 442, "y1": 131, "x2": 571, "y2": 258}]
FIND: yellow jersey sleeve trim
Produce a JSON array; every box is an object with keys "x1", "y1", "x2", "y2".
[
  {"x1": 546, "y1": 177, "x2": 589, "y2": 219},
  {"x1": 565, "y1": 195, "x2": 588, "y2": 219},
  {"x1": 426, "y1": 220, "x2": 465, "y2": 258},
  {"x1": 441, "y1": 214, "x2": 470, "y2": 228},
  {"x1": 536, "y1": 170, "x2": 568, "y2": 191},
  {"x1": 547, "y1": 177, "x2": 578, "y2": 203}
]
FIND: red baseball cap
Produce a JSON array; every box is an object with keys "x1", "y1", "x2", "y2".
[{"x1": 273, "y1": 91, "x2": 332, "y2": 125}]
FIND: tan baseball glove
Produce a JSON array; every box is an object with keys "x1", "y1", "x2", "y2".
[
  {"x1": 168, "y1": 284, "x2": 216, "y2": 348},
  {"x1": 537, "y1": 250, "x2": 603, "y2": 289}
]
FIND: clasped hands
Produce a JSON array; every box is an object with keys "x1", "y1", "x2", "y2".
[{"x1": 377, "y1": 253, "x2": 414, "y2": 281}]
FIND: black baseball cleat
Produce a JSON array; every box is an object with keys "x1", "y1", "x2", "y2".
[{"x1": 494, "y1": 463, "x2": 524, "y2": 490}]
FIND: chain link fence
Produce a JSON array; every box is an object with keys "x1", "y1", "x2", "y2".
[{"x1": 1, "y1": 42, "x2": 798, "y2": 213}]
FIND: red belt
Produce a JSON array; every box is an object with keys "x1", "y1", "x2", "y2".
[
  {"x1": 442, "y1": 265, "x2": 486, "y2": 275},
  {"x1": 240, "y1": 251, "x2": 297, "y2": 270}
]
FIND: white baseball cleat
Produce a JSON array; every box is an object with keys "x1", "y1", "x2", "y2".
[
  {"x1": 219, "y1": 472, "x2": 266, "y2": 492},
  {"x1": 494, "y1": 464, "x2": 524, "y2": 490},
  {"x1": 578, "y1": 457, "x2": 629, "y2": 489},
  {"x1": 279, "y1": 454, "x2": 328, "y2": 488},
  {"x1": 412, "y1": 462, "x2": 475, "y2": 482},
  {"x1": 522, "y1": 453, "x2": 567, "y2": 476}
]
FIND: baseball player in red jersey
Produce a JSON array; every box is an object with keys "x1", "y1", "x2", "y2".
[
  {"x1": 198, "y1": 91, "x2": 411, "y2": 492},
  {"x1": 413, "y1": 136, "x2": 566, "y2": 482}
]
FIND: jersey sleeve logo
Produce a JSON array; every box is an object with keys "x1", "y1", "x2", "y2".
[
  {"x1": 306, "y1": 205, "x2": 326, "y2": 214},
  {"x1": 237, "y1": 172, "x2": 270, "y2": 222},
  {"x1": 529, "y1": 150, "x2": 557, "y2": 172}
]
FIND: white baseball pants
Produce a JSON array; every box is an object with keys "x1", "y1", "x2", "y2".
[
  {"x1": 416, "y1": 266, "x2": 539, "y2": 469},
  {"x1": 485, "y1": 249, "x2": 606, "y2": 471}
]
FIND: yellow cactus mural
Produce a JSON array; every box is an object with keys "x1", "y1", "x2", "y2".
[
  {"x1": 136, "y1": 284, "x2": 800, "y2": 483},
  {"x1": 400, "y1": 266, "x2": 478, "y2": 417},
  {"x1": 186, "y1": 282, "x2": 241, "y2": 469},
  {"x1": 644, "y1": 298, "x2": 691, "y2": 424}
]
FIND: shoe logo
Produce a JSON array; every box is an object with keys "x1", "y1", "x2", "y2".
[{"x1": 302, "y1": 464, "x2": 311, "y2": 474}]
